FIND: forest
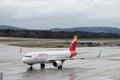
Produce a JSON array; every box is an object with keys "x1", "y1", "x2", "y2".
[{"x1": 0, "y1": 29, "x2": 119, "y2": 38}]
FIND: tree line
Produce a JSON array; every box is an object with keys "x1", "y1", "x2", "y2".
[{"x1": 0, "y1": 29, "x2": 119, "y2": 38}]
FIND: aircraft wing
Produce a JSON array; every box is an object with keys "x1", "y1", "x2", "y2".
[
  {"x1": 48, "y1": 51, "x2": 102, "y2": 61},
  {"x1": 70, "y1": 50, "x2": 102, "y2": 60},
  {"x1": 76, "y1": 52, "x2": 89, "y2": 54},
  {"x1": 47, "y1": 57, "x2": 67, "y2": 62}
]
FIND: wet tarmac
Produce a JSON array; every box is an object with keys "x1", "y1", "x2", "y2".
[{"x1": 0, "y1": 44, "x2": 120, "y2": 80}]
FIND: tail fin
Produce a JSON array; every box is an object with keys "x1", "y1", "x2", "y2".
[{"x1": 69, "y1": 35, "x2": 78, "y2": 51}]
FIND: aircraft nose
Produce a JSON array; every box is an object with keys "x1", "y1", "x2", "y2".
[
  {"x1": 22, "y1": 57, "x2": 28, "y2": 63},
  {"x1": 22, "y1": 57, "x2": 34, "y2": 64}
]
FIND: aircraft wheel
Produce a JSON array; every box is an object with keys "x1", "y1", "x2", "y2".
[
  {"x1": 58, "y1": 66, "x2": 62, "y2": 69},
  {"x1": 30, "y1": 65, "x2": 33, "y2": 70},
  {"x1": 41, "y1": 63, "x2": 45, "y2": 69}
]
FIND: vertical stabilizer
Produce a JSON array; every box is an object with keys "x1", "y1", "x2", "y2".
[
  {"x1": 69, "y1": 35, "x2": 78, "y2": 58},
  {"x1": 69, "y1": 35, "x2": 78, "y2": 52}
]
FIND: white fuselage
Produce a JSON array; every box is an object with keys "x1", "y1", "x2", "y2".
[
  {"x1": 22, "y1": 35, "x2": 78, "y2": 69},
  {"x1": 22, "y1": 50, "x2": 71, "y2": 65}
]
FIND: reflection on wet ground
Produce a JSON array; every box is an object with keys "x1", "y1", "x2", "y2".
[{"x1": 22, "y1": 68, "x2": 76, "y2": 80}]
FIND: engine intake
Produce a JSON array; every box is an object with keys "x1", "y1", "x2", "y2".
[{"x1": 53, "y1": 61, "x2": 63, "y2": 67}]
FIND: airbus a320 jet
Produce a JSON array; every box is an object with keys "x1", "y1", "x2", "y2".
[{"x1": 22, "y1": 35, "x2": 84, "y2": 70}]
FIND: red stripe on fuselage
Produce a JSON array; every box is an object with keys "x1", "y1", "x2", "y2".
[{"x1": 39, "y1": 53, "x2": 48, "y2": 56}]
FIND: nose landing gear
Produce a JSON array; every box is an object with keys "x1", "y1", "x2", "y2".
[{"x1": 29, "y1": 65, "x2": 33, "y2": 70}]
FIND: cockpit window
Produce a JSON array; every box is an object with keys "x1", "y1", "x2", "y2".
[{"x1": 24, "y1": 55, "x2": 32, "y2": 57}]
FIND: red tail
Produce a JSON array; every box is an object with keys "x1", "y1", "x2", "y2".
[{"x1": 69, "y1": 35, "x2": 78, "y2": 58}]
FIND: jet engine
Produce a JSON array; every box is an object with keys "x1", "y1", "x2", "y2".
[{"x1": 53, "y1": 61, "x2": 63, "y2": 67}]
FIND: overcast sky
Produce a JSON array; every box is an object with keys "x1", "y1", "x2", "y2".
[{"x1": 0, "y1": 0, "x2": 120, "y2": 29}]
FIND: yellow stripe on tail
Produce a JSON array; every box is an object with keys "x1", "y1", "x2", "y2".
[{"x1": 73, "y1": 35, "x2": 78, "y2": 41}]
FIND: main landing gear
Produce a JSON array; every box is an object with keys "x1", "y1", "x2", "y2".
[
  {"x1": 29, "y1": 64, "x2": 45, "y2": 70},
  {"x1": 58, "y1": 66, "x2": 62, "y2": 69},
  {"x1": 41, "y1": 63, "x2": 45, "y2": 69}
]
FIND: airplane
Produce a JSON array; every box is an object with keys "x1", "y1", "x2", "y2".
[
  {"x1": 22, "y1": 35, "x2": 78, "y2": 70},
  {"x1": 22, "y1": 35, "x2": 102, "y2": 70}
]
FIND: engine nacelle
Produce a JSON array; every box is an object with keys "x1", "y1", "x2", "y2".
[{"x1": 53, "y1": 61, "x2": 63, "y2": 67}]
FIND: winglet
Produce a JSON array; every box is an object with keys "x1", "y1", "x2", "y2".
[
  {"x1": 19, "y1": 47, "x2": 22, "y2": 54},
  {"x1": 97, "y1": 50, "x2": 102, "y2": 58}
]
